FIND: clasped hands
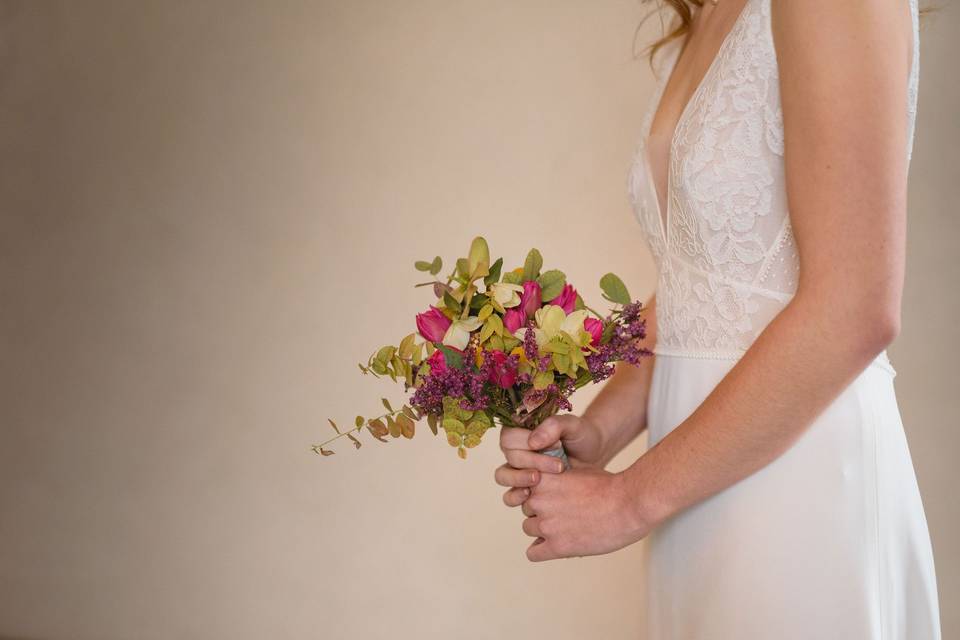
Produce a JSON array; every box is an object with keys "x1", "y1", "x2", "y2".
[{"x1": 495, "y1": 414, "x2": 666, "y2": 562}]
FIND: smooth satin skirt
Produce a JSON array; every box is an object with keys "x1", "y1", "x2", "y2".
[{"x1": 641, "y1": 353, "x2": 941, "y2": 639}]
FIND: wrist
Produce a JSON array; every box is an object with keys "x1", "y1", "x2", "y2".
[
  {"x1": 578, "y1": 412, "x2": 613, "y2": 468},
  {"x1": 618, "y1": 455, "x2": 675, "y2": 532}
]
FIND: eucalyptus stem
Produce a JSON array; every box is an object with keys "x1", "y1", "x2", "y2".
[
  {"x1": 314, "y1": 407, "x2": 409, "y2": 450},
  {"x1": 584, "y1": 303, "x2": 607, "y2": 319}
]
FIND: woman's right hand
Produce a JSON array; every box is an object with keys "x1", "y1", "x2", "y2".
[{"x1": 495, "y1": 414, "x2": 606, "y2": 510}]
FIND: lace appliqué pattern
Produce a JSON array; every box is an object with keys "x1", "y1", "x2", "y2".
[{"x1": 627, "y1": 0, "x2": 917, "y2": 368}]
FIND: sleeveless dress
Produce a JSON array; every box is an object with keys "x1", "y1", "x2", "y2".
[{"x1": 626, "y1": 0, "x2": 942, "y2": 637}]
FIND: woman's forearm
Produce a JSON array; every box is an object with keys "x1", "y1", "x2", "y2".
[
  {"x1": 622, "y1": 288, "x2": 897, "y2": 525},
  {"x1": 582, "y1": 295, "x2": 658, "y2": 468}
]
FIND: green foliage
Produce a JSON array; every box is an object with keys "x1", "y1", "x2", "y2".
[
  {"x1": 599, "y1": 272, "x2": 631, "y2": 305},
  {"x1": 467, "y1": 237, "x2": 490, "y2": 280},
  {"x1": 501, "y1": 270, "x2": 523, "y2": 285},
  {"x1": 437, "y1": 344, "x2": 465, "y2": 370},
  {"x1": 484, "y1": 257, "x2": 503, "y2": 286},
  {"x1": 414, "y1": 255, "x2": 442, "y2": 275},
  {"x1": 522, "y1": 248, "x2": 543, "y2": 281},
  {"x1": 319, "y1": 235, "x2": 648, "y2": 461},
  {"x1": 537, "y1": 269, "x2": 566, "y2": 301}
]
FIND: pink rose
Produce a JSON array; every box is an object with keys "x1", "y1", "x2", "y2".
[
  {"x1": 548, "y1": 283, "x2": 577, "y2": 314},
  {"x1": 519, "y1": 280, "x2": 542, "y2": 320},
  {"x1": 426, "y1": 349, "x2": 447, "y2": 375},
  {"x1": 486, "y1": 350, "x2": 518, "y2": 389},
  {"x1": 416, "y1": 305, "x2": 451, "y2": 343},
  {"x1": 584, "y1": 317, "x2": 603, "y2": 346},
  {"x1": 503, "y1": 308, "x2": 525, "y2": 333}
]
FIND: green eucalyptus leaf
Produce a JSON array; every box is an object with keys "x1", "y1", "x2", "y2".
[
  {"x1": 456, "y1": 258, "x2": 471, "y2": 280},
  {"x1": 438, "y1": 344, "x2": 464, "y2": 370},
  {"x1": 442, "y1": 417, "x2": 465, "y2": 435},
  {"x1": 599, "y1": 273, "x2": 631, "y2": 305},
  {"x1": 484, "y1": 257, "x2": 503, "y2": 286},
  {"x1": 502, "y1": 270, "x2": 522, "y2": 285},
  {"x1": 429, "y1": 256, "x2": 442, "y2": 275},
  {"x1": 522, "y1": 248, "x2": 543, "y2": 282},
  {"x1": 468, "y1": 237, "x2": 490, "y2": 277},
  {"x1": 533, "y1": 370, "x2": 554, "y2": 390},
  {"x1": 537, "y1": 269, "x2": 566, "y2": 301},
  {"x1": 442, "y1": 291, "x2": 461, "y2": 314},
  {"x1": 398, "y1": 333, "x2": 416, "y2": 359},
  {"x1": 469, "y1": 293, "x2": 489, "y2": 310}
]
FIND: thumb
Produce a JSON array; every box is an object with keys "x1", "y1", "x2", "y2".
[{"x1": 528, "y1": 417, "x2": 566, "y2": 450}]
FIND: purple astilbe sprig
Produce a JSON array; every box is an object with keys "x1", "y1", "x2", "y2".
[
  {"x1": 410, "y1": 350, "x2": 490, "y2": 416},
  {"x1": 522, "y1": 317, "x2": 539, "y2": 364},
  {"x1": 548, "y1": 380, "x2": 574, "y2": 412},
  {"x1": 583, "y1": 300, "x2": 651, "y2": 381}
]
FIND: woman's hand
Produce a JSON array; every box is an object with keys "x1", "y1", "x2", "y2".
[
  {"x1": 519, "y1": 465, "x2": 660, "y2": 562},
  {"x1": 495, "y1": 414, "x2": 606, "y2": 509}
]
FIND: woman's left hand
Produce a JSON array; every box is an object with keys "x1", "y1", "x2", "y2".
[{"x1": 516, "y1": 465, "x2": 662, "y2": 562}]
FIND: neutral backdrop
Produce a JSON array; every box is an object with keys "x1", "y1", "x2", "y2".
[{"x1": 1, "y1": 1, "x2": 956, "y2": 639}]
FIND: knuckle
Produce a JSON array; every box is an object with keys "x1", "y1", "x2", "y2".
[
  {"x1": 538, "y1": 518, "x2": 553, "y2": 537},
  {"x1": 503, "y1": 449, "x2": 524, "y2": 468}
]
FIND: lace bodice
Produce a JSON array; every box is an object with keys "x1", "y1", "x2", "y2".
[{"x1": 627, "y1": 0, "x2": 919, "y2": 366}]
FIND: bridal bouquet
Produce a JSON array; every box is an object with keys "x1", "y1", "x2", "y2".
[{"x1": 315, "y1": 236, "x2": 651, "y2": 467}]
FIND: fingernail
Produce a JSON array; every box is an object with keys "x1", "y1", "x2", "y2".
[
  {"x1": 554, "y1": 461, "x2": 564, "y2": 473},
  {"x1": 530, "y1": 472, "x2": 537, "y2": 484},
  {"x1": 523, "y1": 488, "x2": 530, "y2": 496}
]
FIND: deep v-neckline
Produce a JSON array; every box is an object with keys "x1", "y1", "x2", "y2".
[{"x1": 643, "y1": 0, "x2": 754, "y2": 245}]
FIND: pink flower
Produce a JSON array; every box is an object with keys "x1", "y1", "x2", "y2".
[
  {"x1": 503, "y1": 308, "x2": 525, "y2": 333},
  {"x1": 519, "y1": 280, "x2": 542, "y2": 320},
  {"x1": 426, "y1": 349, "x2": 447, "y2": 375},
  {"x1": 549, "y1": 283, "x2": 577, "y2": 314},
  {"x1": 416, "y1": 305, "x2": 451, "y2": 343},
  {"x1": 486, "y1": 350, "x2": 518, "y2": 389},
  {"x1": 584, "y1": 317, "x2": 603, "y2": 346}
]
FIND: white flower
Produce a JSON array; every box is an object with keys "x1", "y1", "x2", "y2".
[
  {"x1": 488, "y1": 282, "x2": 524, "y2": 309},
  {"x1": 441, "y1": 316, "x2": 483, "y2": 350}
]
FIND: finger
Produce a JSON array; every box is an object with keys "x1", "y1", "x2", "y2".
[
  {"x1": 521, "y1": 516, "x2": 542, "y2": 538},
  {"x1": 494, "y1": 464, "x2": 540, "y2": 488},
  {"x1": 502, "y1": 487, "x2": 530, "y2": 507},
  {"x1": 527, "y1": 416, "x2": 569, "y2": 451},
  {"x1": 499, "y1": 426, "x2": 534, "y2": 452},
  {"x1": 503, "y1": 448, "x2": 566, "y2": 474},
  {"x1": 521, "y1": 501, "x2": 536, "y2": 517},
  {"x1": 526, "y1": 537, "x2": 560, "y2": 562}
]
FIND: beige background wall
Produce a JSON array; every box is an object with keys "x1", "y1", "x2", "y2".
[{"x1": 0, "y1": 1, "x2": 955, "y2": 638}]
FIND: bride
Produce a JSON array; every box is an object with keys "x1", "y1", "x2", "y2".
[{"x1": 494, "y1": 0, "x2": 942, "y2": 637}]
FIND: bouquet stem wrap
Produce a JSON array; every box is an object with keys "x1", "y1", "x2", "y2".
[{"x1": 538, "y1": 441, "x2": 571, "y2": 471}]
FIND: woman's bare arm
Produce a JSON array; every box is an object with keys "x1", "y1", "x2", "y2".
[
  {"x1": 583, "y1": 294, "x2": 658, "y2": 468},
  {"x1": 621, "y1": 0, "x2": 913, "y2": 526}
]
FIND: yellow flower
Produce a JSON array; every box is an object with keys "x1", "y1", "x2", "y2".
[
  {"x1": 475, "y1": 346, "x2": 485, "y2": 368},
  {"x1": 514, "y1": 304, "x2": 590, "y2": 347}
]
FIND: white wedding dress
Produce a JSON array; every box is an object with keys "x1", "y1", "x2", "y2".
[{"x1": 626, "y1": 0, "x2": 941, "y2": 637}]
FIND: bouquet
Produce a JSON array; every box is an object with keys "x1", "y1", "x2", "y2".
[{"x1": 314, "y1": 236, "x2": 652, "y2": 467}]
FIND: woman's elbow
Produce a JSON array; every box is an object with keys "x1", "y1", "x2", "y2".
[{"x1": 854, "y1": 301, "x2": 901, "y2": 356}]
